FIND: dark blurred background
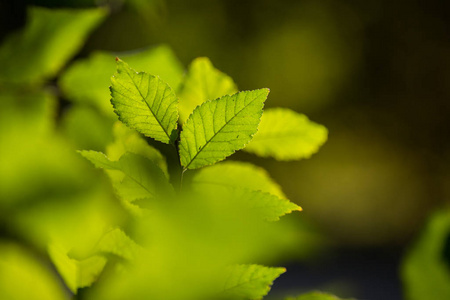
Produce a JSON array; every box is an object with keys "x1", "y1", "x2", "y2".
[{"x1": 1, "y1": 0, "x2": 449, "y2": 299}]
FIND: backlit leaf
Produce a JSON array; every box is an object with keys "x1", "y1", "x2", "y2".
[
  {"x1": 178, "y1": 57, "x2": 237, "y2": 123},
  {"x1": 192, "y1": 161, "x2": 286, "y2": 199},
  {"x1": 235, "y1": 189, "x2": 301, "y2": 222},
  {"x1": 48, "y1": 243, "x2": 107, "y2": 294},
  {"x1": 106, "y1": 122, "x2": 168, "y2": 177},
  {"x1": 220, "y1": 264, "x2": 285, "y2": 300},
  {"x1": 111, "y1": 59, "x2": 179, "y2": 144},
  {"x1": 79, "y1": 151, "x2": 171, "y2": 209},
  {"x1": 94, "y1": 228, "x2": 141, "y2": 261},
  {"x1": 245, "y1": 108, "x2": 327, "y2": 160},
  {"x1": 180, "y1": 89, "x2": 269, "y2": 169}
]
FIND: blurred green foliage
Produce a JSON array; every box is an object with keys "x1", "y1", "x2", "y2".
[
  {"x1": 0, "y1": 4, "x2": 330, "y2": 300},
  {"x1": 1, "y1": 1, "x2": 449, "y2": 299},
  {"x1": 402, "y1": 209, "x2": 450, "y2": 300}
]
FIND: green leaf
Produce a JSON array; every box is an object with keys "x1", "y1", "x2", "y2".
[
  {"x1": 94, "y1": 228, "x2": 141, "y2": 261},
  {"x1": 192, "y1": 161, "x2": 286, "y2": 199},
  {"x1": 60, "y1": 45, "x2": 183, "y2": 116},
  {"x1": 79, "y1": 151, "x2": 171, "y2": 209},
  {"x1": 111, "y1": 58, "x2": 179, "y2": 144},
  {"x1": 48, "y1": 243, "x2": 107, "y2": 294},
  {"x1": 0, "y1": 6, "x2": 106, "y2": 86},
  {"x1": 244, "y1": 108, "x2": 328, "y2": 160},
  {"x1": 286, "y1": 291, "x2": 351, "y2": 300},
  {"x1": 401, "y1": 210, "x2": 450, "y2": 300},
  {"x1": 106, "y1": 121, "x2": 168, "y2": 177},
  {"x1": 180, "y1": 89, "x2": 269, "y2": 169},
  {"x1": 220, "y1": 264, "x2": 285, "y2": 300},
  {"x1": 236, "y1": 189, "x2": 301, "y2": 222},
  {"x1": 178, "y1": 57, "x2": 237, "y2": 123}
]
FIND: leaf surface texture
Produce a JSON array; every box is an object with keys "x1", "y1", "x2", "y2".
[
  {"x1": 180, "y1": 89, "x2": 268, "y2": 169},
  {"x1": 111, "y1": 59, "x2": 179, "y2": 144}
]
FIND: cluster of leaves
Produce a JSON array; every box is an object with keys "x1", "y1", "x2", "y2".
[
  {"x1": 6, "y1": 4, "x2": 450, "y2": 300},
  {"x1": 0, "y1": 6, "x2": 338, "y2": 300},
  {"x1": 74, "y1": 51, "x2": 328, "y2": 299}
]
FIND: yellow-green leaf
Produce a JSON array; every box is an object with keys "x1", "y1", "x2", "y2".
[
  {"x1": 236, "y1": 189, "x2": 301, "y2": 222},
  {"x1": 220, "y1": 264, "x2": 285, "y2": 299},
  {"x1": 192, "y1": 161, "x2": 286, "y2": 199},
  {"x1": 106, "y1": 121, "x2": 168, "y2": 177},
  {"x1": 245, "y1": 108, "x2": 328, "y2": 160},
  {"x1": 178, "y1": 57, "x2": 237, "y2": 123},
  {"x1": 79, "y1": 151, "x2": 171, "y2": 206},
  {"x1": 111, "y1": 59, "x2": 179, "y2": 144},
  {"x1": 180, "y1": 89, "x2": 269, "y2": 169},
  {"x1": 48, "y1": 243, "x2": 107, "y2": 294}
]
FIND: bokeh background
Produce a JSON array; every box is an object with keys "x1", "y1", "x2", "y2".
[{"x1": 1, "y1": 0, "x2": 450, "y2": 299}]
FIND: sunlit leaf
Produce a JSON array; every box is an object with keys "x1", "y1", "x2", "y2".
[
  {"x1": 192, "y1": 161, "x2": 286, "y2": 199},
  {"x1": 178, "y1": 57, "x2": 237, "y2": 123},
  {"x1": 111, "y1": 59, "x2": 179, "y2": 144},
  {"x1": 234, "y1": 189, "x2": 301, "y2": 222},
  {"x1": 106, "y1": 122, "x2": 168, "y2": 176},
  {"x1": 48, "y1": 243, "x2": 107, "y2": 294},
  {"x1": 94, "y1": 228, "x2": 141, "y2": 261},
  {"x1": 0, "y1": 6, "x2": 106, "y2": 86},
  {"x1": 60, "y1": 45, "x2": 183, "y2": 116},
  {"x1": 245, "y1": 108, "x2": 328, "y2": 160},
  {"x1": 402, "y1": 210, "x2": 450, "y2": 300},
  {"x1": 220, "y1": 264, "x2": 285, "y2": 300},
  {"x1": 79, "y1": 151, "x2": 172, "y2": 209},
  {"x1": 180, "y1": 89, "x2": 268, "y2": 169}
]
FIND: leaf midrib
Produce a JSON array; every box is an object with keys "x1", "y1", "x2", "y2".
[
  {"x1": 123, "y1": 68, "x2": 172, "y2": 142},
  {"x1": 184, "y1": 92, "x2": 262, "y2": 169}
]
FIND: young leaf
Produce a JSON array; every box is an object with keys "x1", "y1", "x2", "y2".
[
  {"x1": 192, "y1": 161, "x2": 286, "y2": 199},
  {"x1": 244, "y1": 108, "x2": 328, "y2": 160},
  {"x1": 178, "y1": 57, "x2": 238, "y2": 123},
  {"x1": 286, "y1": 291, "x2": 352, "y2": 300},
  {"x1": 180, "y1": 89, "x2": 269, "y2": 169},
  {"x1": 79, "y1": 151, "x2": 171, "y2": 206},
  {"x1": 60, "y1": 45, "x2": 183, "y2": 116},
  {"x1": 111, "y1": 59, "x2": 179, "y2": 144},
  {"x1": 94, "y1": 228, "x2": 141, "y2": 261},
  {"x1": 0, "y1": 7, "x2": 106, "y2": 86},
  {"x1": 236, "y1": 189, "x2": 301, "y2": 222},
  {"x1": 106, "y1": 122, "x2": 168, "y2": 177},
  {"x1": 48, "y1": 243, "x2": 107, "y2": 294},
  {"x1": 220, "y1": 264, "x2": 285, "y2": 300}
]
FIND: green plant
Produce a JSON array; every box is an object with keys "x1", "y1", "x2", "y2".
[
  {"x1": 0, "y1": 6, "x2": 352, "y2": 300},
  {"x1": 72, "y1": 57, "x2": 328, "y2": 300}
]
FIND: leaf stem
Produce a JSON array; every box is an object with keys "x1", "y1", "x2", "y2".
[{"x1": 180, "y1": 168, "x2": 187, "y2": 192}]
